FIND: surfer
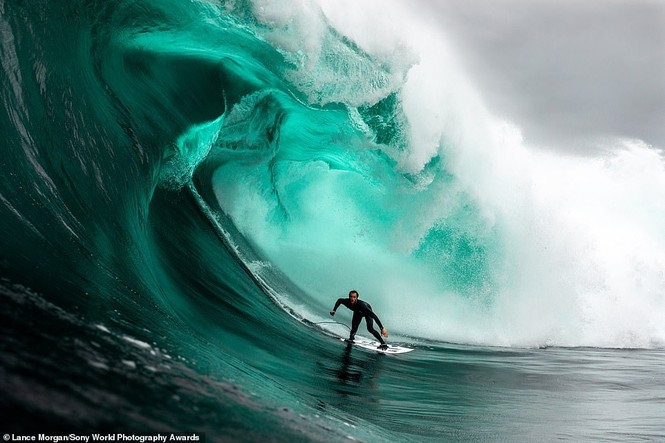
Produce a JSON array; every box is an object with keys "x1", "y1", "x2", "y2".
[{"x1": 330, "y1": 290, "x2": 389, "y2": 350}]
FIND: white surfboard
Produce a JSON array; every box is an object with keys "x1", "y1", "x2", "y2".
[{"x1": 340, "y1": 337, "x2": 414, "y2": 355}]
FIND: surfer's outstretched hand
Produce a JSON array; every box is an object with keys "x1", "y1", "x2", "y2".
[
  {"x1": 381, "y1": 327, "x2": 389, "y2": 338},
  {"x1": 329, "y1": 310, "x2": 336, "y2": 316}
]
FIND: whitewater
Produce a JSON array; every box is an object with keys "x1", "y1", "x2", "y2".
[
  {"x1": 215, "y1": 0, "x2": 665, "y2": 348},
  {"x1": 1, "y1": 0, "x2": 664, "y2": 441}
]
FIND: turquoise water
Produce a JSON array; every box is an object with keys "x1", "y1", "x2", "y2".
[{"x1": 2, "y1": 0, "x2": 665, "y2": 441}]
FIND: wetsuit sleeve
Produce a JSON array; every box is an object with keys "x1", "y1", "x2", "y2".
[
  {"x1": 362, "y1": 305, "x2": 384, "y2": 329},
  {"x1": 332, "y1": 298, "x2": 345, "y2": 311},
  {"x1": 368, "y1": 310, "x2": 384, "y2": 330}
]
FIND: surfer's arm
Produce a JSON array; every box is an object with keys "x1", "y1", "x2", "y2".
[
  {"x1": 330, "y1": 298, "x2": 345, "y2": 315},
  {"x1": 366, "y1": 309, "x2": 384, "y2": 330},
  {"x1": 365, "y1": 309, "x2": 389, "y2": 337}
]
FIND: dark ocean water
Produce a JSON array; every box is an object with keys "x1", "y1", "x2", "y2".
[{"x1": 2, "y1": 0, "x2": 664, "y2": 441}]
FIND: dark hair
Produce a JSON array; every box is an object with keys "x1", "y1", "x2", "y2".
[{"x1": 349, "y1": 290, "x2": 359, "y2": 297}]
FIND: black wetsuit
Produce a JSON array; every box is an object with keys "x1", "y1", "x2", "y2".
[{"x1": 332, "y1": 298, "x2": 386, "y2": 344}]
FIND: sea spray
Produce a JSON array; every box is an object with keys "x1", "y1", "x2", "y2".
[{"x1": 210, "y1": 0, "x2": 665, "y2": 348}]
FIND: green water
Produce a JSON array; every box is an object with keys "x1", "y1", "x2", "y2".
[{"x1": 2, "y1": 0, "x2": 664, "y2": 441}]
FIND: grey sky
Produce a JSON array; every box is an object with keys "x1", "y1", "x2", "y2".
[{"x1": 414, "y1": 0, "x2": 665, "y2": 152}]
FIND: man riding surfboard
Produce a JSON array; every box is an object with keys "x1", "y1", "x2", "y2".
[{"x1": 330, "y1": 290, "x2": 389, "y2": 350}]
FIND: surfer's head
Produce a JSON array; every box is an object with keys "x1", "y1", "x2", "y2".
[{"x1": 348, "y1": 290, "x2": 359, "y2": 304}]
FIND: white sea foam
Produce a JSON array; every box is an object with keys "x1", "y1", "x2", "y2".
[{"x1": 221, "y1": 0, "x2": 665, "y2": 348}]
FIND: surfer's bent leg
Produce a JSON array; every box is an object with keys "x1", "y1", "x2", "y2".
[
  {"x1": 365, "y1": 317, "x2": 385, "y2": 344},
  {"x1": 349, "y1": 312, "x2": 363, "y2": 340}
]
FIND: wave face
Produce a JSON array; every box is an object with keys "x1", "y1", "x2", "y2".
[{"x1": 2, "y1": 0, "x2": 665, "y2": 440}]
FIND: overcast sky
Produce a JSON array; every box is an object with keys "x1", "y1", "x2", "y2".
[{"x1": 414, "y1": 0, "x2": 665, "y2": 153}]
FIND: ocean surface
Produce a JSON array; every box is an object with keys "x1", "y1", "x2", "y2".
[{"x1": 2, "y1": 0, "x2": 664, "y2": 441}]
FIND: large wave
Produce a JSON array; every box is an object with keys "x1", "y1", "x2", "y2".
[
  {"x1": 2, "y1": 0, "x2": 664, "y2": 359},
  {"x1": 2, "y1": 0, "x2": 665, "y2": 440},
  {"x1": 205, "y1": 0, "x2": 665, "y2": 348}
]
